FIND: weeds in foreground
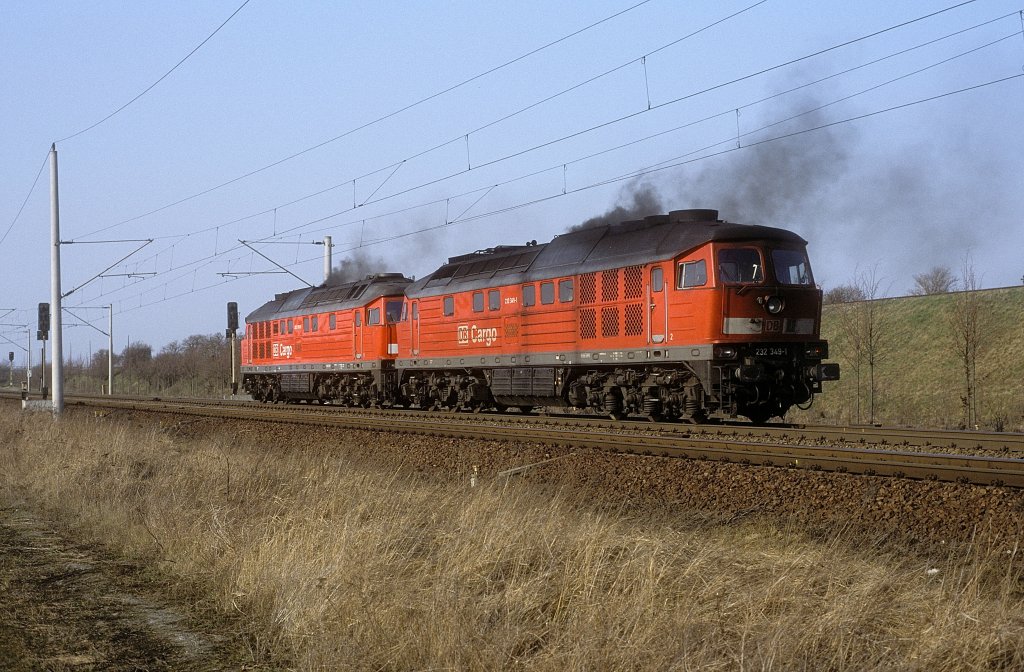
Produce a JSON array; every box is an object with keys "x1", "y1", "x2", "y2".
[{"x1": 1, "y1": 407, "x2": 1023, "y2": 670}]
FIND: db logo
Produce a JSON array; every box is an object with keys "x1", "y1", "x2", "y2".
[
  {"x1": 457, "y1": 325, "x2": 470, "y2": 345},
  {"x1": 765, "y1": 319, "x2": 782, "y2": 333}
]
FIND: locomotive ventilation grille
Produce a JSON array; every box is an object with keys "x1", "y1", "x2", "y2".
[
  {"x1": 580, "y1": 308, "x2": 597, "y2": 340},
  {"x1": 576, "y1": 265, "x2": 647, "y2": 342},
  {"x1": 624, "y1": 265, "x2": 643, "y2": 300}
]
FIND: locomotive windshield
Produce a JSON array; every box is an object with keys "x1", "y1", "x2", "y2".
[
  {"x1": 771, "y1": 248, "x2": 814, "y2": 285},
  {"x1": 717, "y1": 248, "x2": 763, "y2": 284}
]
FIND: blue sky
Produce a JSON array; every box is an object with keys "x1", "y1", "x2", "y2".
[{"x1": 2, "y1": 0, "x2": 1023, "y2": 364}]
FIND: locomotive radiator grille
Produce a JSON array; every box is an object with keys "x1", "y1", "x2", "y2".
[
  {"x1": 601, "y1": 306, "x2": 619, "y2": 337},
  {"x1": 624, "y1": 303, "x2": 644, "y2": 336},
  {"x1": 580, "y1": 308, "x2": 597, "y2": 340}
]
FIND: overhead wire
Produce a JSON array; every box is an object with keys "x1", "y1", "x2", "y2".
[
  {"x1": 84, "y1": 1, "x2": 1006, "y2": 256},
  {"x1": 104, "y1": 70, "x2": 1024, "y2": 315},
  {"x1": 0, "y1": 151, "x2": 49, "y2": 248},
  {"x1": 57, "y1": 0, "x2": 253, "y2": 143},
  {"x1": 65, "y1": 4, "x2": 1016, "y2": 311},
  {"x1": 256, "y1": 17, "x2": 1021, "y2": 244},
  {"x1": 75, "y1": 0, "x2": 663, "y2": 238}
]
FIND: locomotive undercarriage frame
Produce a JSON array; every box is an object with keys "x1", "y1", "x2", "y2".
[{"x1": 245, "y1": 347, "x2": 831, "y2": 423}]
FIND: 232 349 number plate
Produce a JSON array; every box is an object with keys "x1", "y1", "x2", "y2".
[{"x1": 753, "y1": 346, "x2": 788, "y2": 357}]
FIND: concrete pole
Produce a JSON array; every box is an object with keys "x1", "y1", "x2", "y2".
[
  {"x1": 108, "y1": 304, "x2": 113, "y2": 395},
  {"x1": 49, "y1": 144, "x2": 64, "y2": 415},
  {"x1": 323, "y1": 235, "x2": 332, "y2": 283}
]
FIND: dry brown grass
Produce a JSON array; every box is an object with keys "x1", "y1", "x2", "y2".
[{"x1": 2, "y1": 406, "x2": 1024, "y2": 670}]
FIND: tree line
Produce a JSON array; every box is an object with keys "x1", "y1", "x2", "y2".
[{"x1": 16, "y1": 333, "x2": 236, "y2": 398}]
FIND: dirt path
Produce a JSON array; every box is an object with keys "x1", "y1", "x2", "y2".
[{"x1": 0, "y1": 502, "x2": 260, "y2": 671}]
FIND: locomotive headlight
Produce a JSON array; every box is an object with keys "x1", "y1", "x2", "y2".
[
  {"x1": 765, "y1": 296, "x2": 785, "y2": 314},
  {"x1": 714, "y1": 345, "x2": 738, "y2": 360}
]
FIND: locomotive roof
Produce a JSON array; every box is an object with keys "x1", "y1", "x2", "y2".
[
  {"x1": 406, "y1": 209, "x2": 806, "y2": 298},
  {"x1": 244, "y1": 273, "x2": 413, "y2": 323}
]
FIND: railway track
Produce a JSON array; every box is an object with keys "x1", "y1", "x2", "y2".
[{"x1": 6, "y1": 390, "x2": 1024, "y2": 489}]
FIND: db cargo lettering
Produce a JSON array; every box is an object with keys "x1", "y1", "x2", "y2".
[{"x1": 457, "y1": 325, "x2": 499, "y2": 347}]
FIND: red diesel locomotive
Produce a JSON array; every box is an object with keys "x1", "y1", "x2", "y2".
[{"x1": 241, "y1": 208, "x2": 839, "y2": 422}]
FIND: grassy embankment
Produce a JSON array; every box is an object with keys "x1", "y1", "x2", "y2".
[
  {"x1": 796, "y1": 285, "x2": 1024, "y2": 430},
  {"x1": 2, "y1": 406, "x2": 1023, "y2": 670}
]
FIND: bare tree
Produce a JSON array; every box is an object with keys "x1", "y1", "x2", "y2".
[
  {"x1": 823, "y1": 284, "x2": 867, "y2": 304},
  {"x1": 831, "y1": 268, "x2": 889, "y2": 423},
  {"x1": 948, "y1": 255, "x2": 986, "y2": 428},
  {"x1": 910, "y1": 266, "x2": 956, "y2": 295}
]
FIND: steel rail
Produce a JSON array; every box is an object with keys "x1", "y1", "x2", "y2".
[
  {"x1": 3, "y1": 389, "x2": 1021, "y2": 453},
  {"x1": 36, "y1": 395, "x2": 1024, "y2": 489}
]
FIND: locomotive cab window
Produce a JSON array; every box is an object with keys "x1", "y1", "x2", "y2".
[
  {"x1": 718, "y1": 248, "x2": 763, "y2": 284},
  {"x1": 488, "y1": 290, "x2": 500, "y2": 311},
  {"x1": 771, "y1": 248, "x2": 814, "y2": 285},
  {"x1": 303, "y1": 317, "x2": 309, "y2": 332},
  {"x1": 287, "y1": 318, "x2": 294, "y2": 334},
  {"x1": 329, "y1": 313, "x2": 337, "y2": 330},
  {"x1": 676, "y1": 259, "x2": 707, "y2": 289},
  {"x1": 272, "y1": 322, "x2": 279, "y2": 335},
  {"x1": 354, "y1": 311, "x2": 361, "y2": 327},
  {"x1": 472, "y1": 292, "x2": 485, "y2": 313},
  {"x1": 386, "y1": 300, "x2": 404, "y2": 323},
  {"x1": 540, "y1": 281, "x2": 555, "y2": 305},
  {"x1": 311, "y1": 315, "x2": 319, "y2": 332},
  {"x1": 522, "y1": 284, "x2": 536, "y2": 307},
  {"x1": 558, "y1": 279, "x2": 574, "y2": 303},
  {"x1": 368, "y1": 307, "x2": 381, "y2": 325},
  {"x1": 443, "y1": 296, "x2": 454, "y2": 316}
]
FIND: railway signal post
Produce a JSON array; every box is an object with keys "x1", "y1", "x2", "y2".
[{"x1": 227, "y1": 302, "x2": 238, "y2": 395}]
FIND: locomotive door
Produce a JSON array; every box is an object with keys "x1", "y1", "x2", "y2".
[
  {"x1": 649, "y1": 265, "x2": 666, "y2": 343},
  {"x1": 410, "y1": 301, "x2": 420, "y2": 355},
  {"x1": 353, "y1": 310, "x2": 363, "y2": 359}
]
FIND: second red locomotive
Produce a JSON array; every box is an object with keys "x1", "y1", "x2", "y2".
[{"x1": 241, "y1": 208, "x2": 839, "y2": 422}]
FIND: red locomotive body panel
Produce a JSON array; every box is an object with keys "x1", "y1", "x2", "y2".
[{"x1": 241, "y1": 209, "x2": 838, "y2": 421}]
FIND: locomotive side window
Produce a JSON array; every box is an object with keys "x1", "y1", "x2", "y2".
[
  {"x1": 412, "y1": 303, "x2": 419, "y2": 320},
  {"x1": 522, "y1": 284, "x2": 536, "y2": 307},
  {"x1": 272, "y1": 322, "x2": 279, "y2": 335},
  {"x1": 279, "y1": 320, "x2": 285, "y2": 334},
  {"x1": 368, "y1": 307, "x2": 381, "y2": 325},
  {"x1": 677, "y1": 260, "x2": 708, "y2": 288},
  {"x1": 652, "y1": 267, "x2": 664, "y2": 292},
  {"x1": 540, "y1": 281, "x2": 555, "y2": 305},
  {"x1": 303, "y1": 317, "x2": 310, "y2": 332},
  {"x1": 771, "y1": 248, "x2": 814, "y2": 285},
  {"x1": 354, "y1": 311, "x2": 361, "y2": 326},
  {"x1": 329, "y1": 313, "x2": 337, "y2": 330},
  {"x1": 488, "y1": 290, "x2": 500, "y2": 311},
  {"x1": 718, "y1": 248, "x2": 762, "y2": 283},
  {"x1": 558, "y1": 279, "x2": 574, "y2": 303},
  {"x1": 312, "y1": 315, "x2": 319, "y2": 332},
  {"x1": 443, "y1": 296, "x2": 454, "y2": 316},
  {"x1": 287, "y1": 318, "x2": 294, "y2": 334},
  {"x1": 386, "y1": 300, "x2": 404, "y2": 323},
  {"x1": 472, "y1": 292, "x2": 484, "y2": 313}
]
